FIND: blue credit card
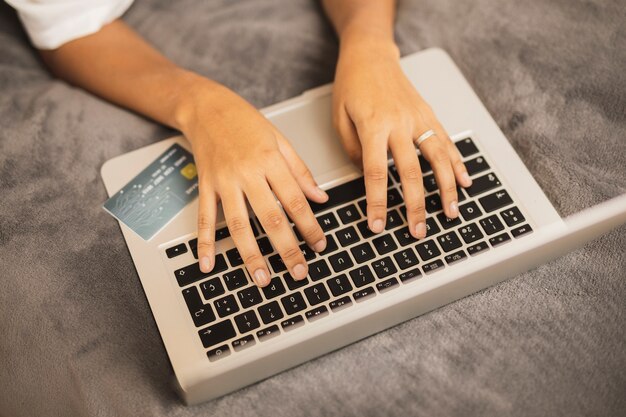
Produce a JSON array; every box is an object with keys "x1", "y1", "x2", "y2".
[{"x1": 103, "y1": 143, "x2": 199, "y2": 240}]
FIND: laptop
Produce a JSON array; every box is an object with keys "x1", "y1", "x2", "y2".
[{"x1": 100, "y1": 48, "x2": 626, "y2": 404}]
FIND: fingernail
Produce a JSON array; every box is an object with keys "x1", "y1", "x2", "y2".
[
  {"x1": 415, "y1": 222, "x2": 427, "y2": 239},
  {"x1": 449, "y1": 201, "x2": 459, "y2": 217},
  {"x1": 461, "y1": 172, "x2": 472, "y2": 187},
  {"x1": 254, "y1": 269, "x2": 270, "y2": 286},
  {"x1": 313, "y1": 239, "x2": 327, "y2": 253},
  {"x1": 316, "y1": 187, "x2": 328, "y2": 199},
  {"x1": 372, "y1": 219, "x2": 384, "y2": 233},
  {"x1": 200, "y1": 256, "x2": 212, "y2": 272},
  {"x1": 293, "y1": 263, "x2": 307, "y2": 280}
]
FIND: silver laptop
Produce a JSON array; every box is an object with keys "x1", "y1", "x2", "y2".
[{"x1": 100, "y1": 48, "x2": 626, "y2": 404}]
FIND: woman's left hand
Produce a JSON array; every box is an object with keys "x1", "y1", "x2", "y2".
[{"x1": 331, "y1": 38, "x2": 472, "y2": 240}]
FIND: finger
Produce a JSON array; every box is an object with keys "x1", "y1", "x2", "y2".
[
  {"x1": 221, "y1": 189, "x2": 271, "y2": 287},
  {"x1": 245, "y1": 179, "x2": 309, "y2": 280},
  {"x1": 275, "y1": 134, "x2": 329, "y2": 203},
  {"x1": 357, "y1": 126, "x2": 389, "y2": 233},
  {"x1": 267, "y1": 159, "x2": 327, "y2": 253},
  {"x1": 430, "y1": 119, "x2": 472, "y2": 188},
  {"x1": 197, "y1": 184, "x2": 217, "y2": 273},
  {"x1": 334, "y1": 104, "x2": 363, "y2": 167},
  {"x1": 418, "y1": 129, "x2": 459, "y2": 219},
  {"x1": 389, "y1": 133, "x2": 427, "y2": 239}
]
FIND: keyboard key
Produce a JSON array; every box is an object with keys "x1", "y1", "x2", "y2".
[
  {"x1": 418, "y1": 154, "x2": 432, "y2": 173},
  {"x1": 465, "y1": 156, "x2": 490, "y2": 176},
  {"x1": 422, "y1": 174, "x2": 438, "y2": 192},
  {"x1": 200, "y1": 277, "x2": 225, "y2": 301},
  {"x1": 393, "y1": 248, "x2": 419, "y2": 270},
  {"x1": 304, "y1": 283, "x2": 331, "y2": 306},
  {"x1": 330, "y1": 296, "x2": 353, "y2": 312},
  {"x1": 459, "y1": 201, "x2": 483, "y2": 221},
  {"x1": 215, "y1": 227, "x2": 230, "y2": 241},
  {"x1": 262, "y1": 277, "x2": 286, "y2": 299},
  {"x1": 182, "y1": 286, "x2": 216, "y2": 327},
  {"x1": 458, "y1": 222, "x2": 484, "y2": 244},
  {"x1": 457, "y1": 187, "x2": 467, "y2": 202},
  {"x1": 511, "y1": 224, "x2": 533, "y2": 238},
  {"x1": 372, "y1": 256, "x2": 397, "y2": 278},
  {"x1": 416, "y1": 240, "x2": 441, "y2": 261},
  {"x1": 423, "y1": 259, "x2": 445, "y2": 274},
  {"x1": 489, "y1": 232, "x2": 511, "y2": 247},
  {"x1": 254, "y1": 216, "x2": 266, "y2": 235},
  {"x1": 309, "y1": 177, "x2": 366, "y2": 214},
  {"x1": 222, "y1": 268, "x2": 248, "y2": 291},
  {"x1": 256, "y1": 324, "x2": 280, "y2": 341},
  {"x1": 357, "y1": 199, "x2": 367, "y2": 216},
  {"x1": 175, "y1": 255, "x2": 228, "y2": 287},
  {"x1": 207, "y1": 344, "x2": 230, "y2": 362},
  {"x1": 317, "y1": 212, "x2": 340, "y2": 232},
  {"x1": 437, "y1": 231, "x2": 463, "y2": 252},
  {"x1": 249, "y1": 219, "x2": 260, "y2": 237},
  {"x1": 234, "y1": 310, "x2": 261, "y2": 333},
  {"x1": 281, "y1": 292, "x2": 307, "y2": 315},
  {"x1": 283, "y1": 272, "x2": 309, "y2": 290},
  {"x1": 480, "y1": 214, "x2": 505, "y2": 235},
  {"x1": 309, "y1": 259, "x2": 332, "y2": 281},
  {"x1": 372, "y1": 233, "x2": 398, "y2": 255},
  {"x1": 327, "y1": 274, "x2": 353, "y2": 296},
  {"x1": 466, "y1": 173, "x2": 501, "y2": 197},
  {"x1": 377, "y1": 277, "x2": 399, "y2": 292},
  {"x1": 268, "y1": 254, "x2": 286, "y2": 274},
  {"x1": 306, "y1": 305, "x2": 329, "y2": 322},
  {"x1": 258, "y1": 301, "x2": 284, "y2": 324},
  {"x1": 467, "y1": 241, "x2": 490, "y2": 256},
  {"x1": 436, "y1": 212, "x2": 462, "y2": 230},
  {"x1": 399, "y1": 267, "x2": 422, "y2": 282},
  {"x1": 214, "y1": 294, "x2": 240, "y2": 318},
  {"x1": 281, "y1": 315, "x2": 305, "y2": 331},
  {"x1": 349, "y1": 265, "x2": 376, "y2": 288},
  {"x1": 455, "y1": 137, "x2": 479, "y2": 157},
  {"x1": 199, "y1": 319, "x2": 236, "y2": 348},
  {"x1": 356, "y1": 220, "x2": 376, "y2": 239},
  {"x1": 188, "y1": 238, "x2": 198, "y2": 259},
  {"x1": 426, "y1": 217, "x2": 441, "y2": 237},
  {"x1": 329, "y1": 251, "x2": 354, "y2": 273},
  {"x1": 319, "y1": 234, "x2": 339, "y2": 256},
  {"x1": 337, "y1": 204, "x2": 361, "y2": 224},
  {"x1": 500, "y1": 206, "x2": 526, "y2": 227},
  {"x1": 387, "y1": 188, "x2": 404, "y2": 208},
  {"x1": 299, "y1": 243, "x2": 317, "y2": 261},
  {"x1": 232, "y1": 334, "x2": 256, "y2": 351},
  {"x1": 336, "y1": 226, "x2": 360, "y2": 247},
  {"x1": 445, "y1": 250, "x2": 467, "y2": 265},
  {"x1": 226, "y1": 247, "x2": 243, "y2": 267},
  {"x1": 394, "y1": 227, "x2": 414, "y2": 246},
  {"x1": 353, "y1": 286, "x2": 376, "y2": 302},
  {"x1": 385, "y1": 209, "x2": 403, "y2": 230},
  {"x1": 425, "y1": 193, "x2": 443, "y2": 213},
  {"x1": 479, "y1": 190, "x2": 513, "y2": 212},
  {"x1": 166, "y1": 243, "x2": 187, "y2": 259},
  {"x1": 350, "y1": 242, "x2": 376, "y2": 263},
  {"x1": 257, "y1": 237, "x2": 274, "y2": 255},
  {"x1": 237, "y1": 286, "x2": 263, "y2": 309},
  {"x1": 389, "y1": 165, "x2": 401, "y2": 182},
  {"x1": 292, "y1": 226, "x2": 304, "y2": 243}
]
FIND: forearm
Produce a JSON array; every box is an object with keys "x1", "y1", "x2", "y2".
[
  {"x1": 39, "y1": 19, "x2": 217, "y2": 133},
  {"x1": 321, "y1": 0, "x2": 398, "y2": 55}
]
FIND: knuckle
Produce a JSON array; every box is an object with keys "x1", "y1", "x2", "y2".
[
  {"x1": 197, "y1": 214, "x2": 213, "y2": 230},
  {"x1": 301, "y1": 223, "x2": 323, "y2": 240},
  {"x1": 433, "y1": 151, "x2": 451, "y2": 166},
  {"x1": 406, "y1": 203, "x2": 426, "y2": 219},
  {"x1": 364, "y1": 166, "x2": 387, "y2": 182},
  {"x1": 281, "y1": 246, "x2": 303, "y2": 262},
  {"x1": 367, "y1": 199, "x2": 387, "y2": 211},
  {"x1": 401, "y1": 163, "x2": 422, "y2": 181},
  {"x1": 197, "y1": 240, "x2": 215, "y2": 251},
  {"x1": 286, "y1": 195, "x2": 309, "y2": 216},
  {"x1": 443, "y1": 183, "x2": 457, "y2": 195},
  {"x1": 226, "y1": 216, "x2": 249, "y2": 235},
  {"x1": 261, "y1": 209, "x2": 285, "y2": 231},
  {"x1": 243, "y1": 252, "x2": 263, "y2": 266}
]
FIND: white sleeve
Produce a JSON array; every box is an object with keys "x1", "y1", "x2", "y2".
[{"x1": 6, "y1": 0, "x2": 134, "y2": 49}]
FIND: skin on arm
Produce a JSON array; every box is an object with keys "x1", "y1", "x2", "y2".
[
  {"x1": 40, "y1": 20, "x2": 329, "y2": 286},
  {"x1": 321, "y1": 0, "x2": 472, "y2": 239}
]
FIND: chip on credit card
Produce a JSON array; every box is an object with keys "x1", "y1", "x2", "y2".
[{"x1": 103, "y1": 143, "x2": 199, "y2": 240}]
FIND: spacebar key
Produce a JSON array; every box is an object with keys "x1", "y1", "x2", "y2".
[{"x1": 309, "y1": 177, "x2": 366, "y2": 214}]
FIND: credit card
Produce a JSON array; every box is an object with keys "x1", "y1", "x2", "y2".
[{"x1": 103, "y1": 143, "x2": 199, "y2": 240}]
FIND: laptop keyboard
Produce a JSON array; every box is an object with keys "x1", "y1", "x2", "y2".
[{"x1": 166, "y1": 137, "x2": 533, "y2": 361}]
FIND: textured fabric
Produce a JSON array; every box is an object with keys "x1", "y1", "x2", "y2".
[
  {"x1": 5, "y1": 0, "x2": 133, "y2": 49},
  {"x1": 0, "y1": 0, "x2": 625, "y2": 416}
]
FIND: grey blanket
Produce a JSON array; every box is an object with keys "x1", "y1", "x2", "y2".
[{"x1": 0, "y1": 1, "x2": 624, "y2": 416}]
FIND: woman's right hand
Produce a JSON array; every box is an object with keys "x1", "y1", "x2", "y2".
[{"x1": 177, "y1": 80, "x2": 329, "y2": 287}]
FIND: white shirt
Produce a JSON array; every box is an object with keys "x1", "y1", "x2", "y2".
[{"x1": 6, "y1": 0, "x2": 134, "y2": 49}]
